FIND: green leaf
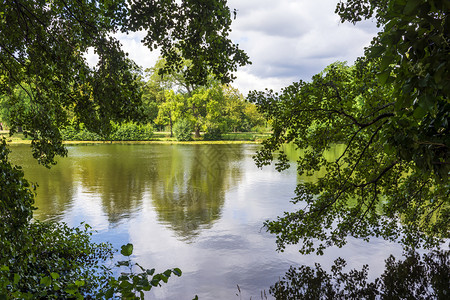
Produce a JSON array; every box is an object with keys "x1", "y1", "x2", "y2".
[
  {"x1": 65, "y1": 288, "x2": 77, "y2": 295},
  {"x1": 369, "y1": 46, "x2": 385, "y2": 58},
  {"x1": 403, "y1": 0, "x2": 422, "y2": 15},
  {"x1": 0, "y1": 266, "x2": 9, "y2": 272},
  {"x1": 378, "y1": 71, "x2": 391, "y2": 85},
  {"x1": 380, "y1": 55, "x2": 394, "y2": 70},
  {"x1": 160, "y1": 274, "x2": 168, "y2": 283},
  {"x1": 50, "y1": 272, "x2": 59, "y2": 280},
  {"x1": 383, "y1": 143, "x2": 395, "y2": 155},
  {"x1": 40, "y1": 276, "x2": 51, "y2": 287},
  {"x1": 172, "y1": 268, "x2": 182, "y2": 276},
  {"x1": 13, "y1": 273, "x2": 20, "y2": 285},
  {"x1": 75, "y1": 280, "x2": 85, "y2": 287},
  {"x1": 120, "y1": 243, "x2": 133, "y2": 257},
  {"x1": 418, "y1": 94, "x2": 435, "y2": 112},
  {"x1": 433, "y1": 62, "x2": 445, "y2": 83},
  {"x1": 413, "y1": 106, "x2": 427, "y2": 119},
  {"x1": 163, "y1": 270, "x2": 172, "y2": 278}
]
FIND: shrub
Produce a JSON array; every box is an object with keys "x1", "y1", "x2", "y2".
[
  {"x1": 203, "y1": 126, "x2": 222, "y2": 140},
  {"x1": 61, "y1": 122, "x2": 154, "y2": 141},
  {"x1": 60, "y1": 123, "x2": 102, "y2": 141},
  {"x1": 173, "y1": 119, "x2": 192, "y2": 141},
  {"x1": 110, "y1": 122, "x2": 153, "y2": 141}
]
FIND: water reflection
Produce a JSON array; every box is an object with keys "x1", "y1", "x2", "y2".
[
  {"x1": 9, "y1": 144, "x2": 245, "y2": 240},
  {"x1": 150, "y1": 144, "x2": 244, "y2": 240},
  {"x1": 8, "y1": 144, "x2": 76, "y2": 221},
  {"x1": 281, "y1": 142, "x2": 346, "y2": 181}
]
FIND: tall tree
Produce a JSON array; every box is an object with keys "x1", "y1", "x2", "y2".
[
  {"x1": 250, "y1": 41, "x2": 447, "y2": 256},
  {"x1": 155, "y1": 90, "x2": 186, "y2": 136},
  {"x1": 222, "y1": 84, "x2": 265, "y2": 132},
  {"x1": 250, "y1": 0, "x2": 448, "y2": 255}
]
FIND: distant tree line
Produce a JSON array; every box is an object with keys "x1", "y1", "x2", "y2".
[
  {"x1": 138, "y1": 57, "x2": 267, "y2": 140},
  {"x1": 0, "y1": 58, "x2": 265, "y2": 142}
]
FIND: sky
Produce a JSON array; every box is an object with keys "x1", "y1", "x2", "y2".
[{"x1": 88, "y1": 0, "x2": 380, "y2": 95}]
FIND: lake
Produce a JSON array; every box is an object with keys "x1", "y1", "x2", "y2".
[{"x1": 9, "y1": 143, "x2": 404, "y2": 299}]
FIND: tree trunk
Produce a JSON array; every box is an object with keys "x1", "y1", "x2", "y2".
[
  {"x1": 194, "y1": 126, "x2": 200, "y2": 138},
  {"x1": 169, "y1": 112, "x2": 173, "y2": 137}
]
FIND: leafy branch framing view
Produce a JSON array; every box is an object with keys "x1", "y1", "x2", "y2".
[{"x1": 0, "y1": 0, "x2": 449, "y2": 298}]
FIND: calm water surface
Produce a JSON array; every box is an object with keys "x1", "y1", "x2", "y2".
[{"x1": 10, "y1": 143, "x2": 403, "y2": 299}]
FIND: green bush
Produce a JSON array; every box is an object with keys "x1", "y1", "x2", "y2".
[
  {"x1": 60, "y1": 122, "x2": 102, "y2": 141},
  {"x1": 252, "y1": 125, "x2": 269, "y2": 134},
  {"x1": 203, "y1": 126, "x2": 222, "y2": 140},
  {"x1": 110, "y1": 122, "x2": 153, "y2": 141},
  {"x1": 173, "y1": 119, "x2": 192, "y2": 141},
  {"x1": 1, "y1": 221, "x2": 113, "y2": 299},
  {"x1": 61, "y1": 122, "x2": 153, "y2": 141}
]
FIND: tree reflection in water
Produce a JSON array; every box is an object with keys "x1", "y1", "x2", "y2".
[
  {"x1": 151, "y1": 144, "x2": 244, "y2": 241},
  {"x1": 271, "y1": 249, "x2": 449, "y2": 299},
  {"x1": 9, "y1": 143, "x2": 245, "y2": 239}
]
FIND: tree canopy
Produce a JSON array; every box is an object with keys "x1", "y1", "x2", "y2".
[
  {"x1": 337, "y1": 0, "x2": 449, "y2": 179},
  {"x1": 249, "y1": 0, "x2": 449, "y2": 255}
]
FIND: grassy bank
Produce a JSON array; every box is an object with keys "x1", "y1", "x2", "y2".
[
  {"x1": 1, "y1": 130, "x2": 270, "y2": 144},
  {"x1": 0, "y1": 131, "x2": 32, "y2": 144}
]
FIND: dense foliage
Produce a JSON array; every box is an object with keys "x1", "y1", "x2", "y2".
[
  {"x1": 250, "y1": 0, "x2": 448, "y2": 255},
  {"x1": 61, "y1": 121, "x2": 154, "y2": 141},
  {"x1": 144, "y1": 58, "x2": 265, "y2": 138},
  {"x1": 337, "y1": 0, "x2": 449, "y2": 181}
]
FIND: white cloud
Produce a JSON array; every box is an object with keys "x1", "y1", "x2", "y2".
[
  {"x1": 84, "y1": 47, "x2": 99, "y2": 68},
  {"x1": 226, "y1": 0, "x2": 379, "y2": 94},
  {"x1": 113, "y1": 31, "x2": 161, "y2": 71}
]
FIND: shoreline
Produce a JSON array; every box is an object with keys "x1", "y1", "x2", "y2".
[
  {"x1": 2, "y1": 132, "x2": 266, "y2": 145},
  {"x1": 5, "y1": 140, "x2": 261, "y2": 145}
]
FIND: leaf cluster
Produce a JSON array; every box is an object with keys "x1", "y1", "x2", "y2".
[
  {"x1": 338, "y1": 0, "x2": 449, "y2": 180},
  {"x1": 98, "y1": 244, "x2": 183, "y2": 299},
  {"x1": 126, "y1": 0, "x2": 250, "y2": 86}
]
